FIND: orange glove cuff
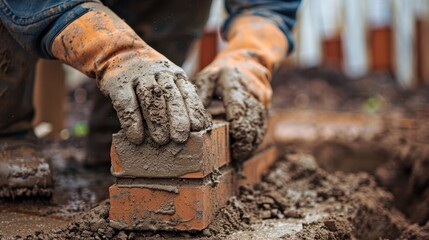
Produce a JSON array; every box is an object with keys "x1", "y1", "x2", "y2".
[
  {"x1": 51, "y1": 3, "x2": 161, "y2": 80},
  {"x1": 221, "y1": 15, "x2": 288, "y2": 71}
]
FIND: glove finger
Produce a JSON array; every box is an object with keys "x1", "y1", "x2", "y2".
[
  {"x1": 239, "y1": 73, "x2": 272, "y2": 108},
  {"x1": 157, "y1": 72, "x2": 190, "y2": 143},
  {"x1": 176, "y1": 76, "x2": 212, "y2": 131},
  {"x1": 220, "y1": 71, "x2": 259, "y2": 161},
  {"x1": 247, "y1": 61, "x2": 272, "y2": 87},
  {"x1": 244, "y1": 94, "x2": 268, "y2": 148},
  {"x1": 192, "y1": 68, "x2": 220, "y2": 107},
  {"x1": 136, "y1": 76, "x2": 170, "y2": 145},
  {"x1": 109, "y1": 84, "x2": 144, "y2": 145}
]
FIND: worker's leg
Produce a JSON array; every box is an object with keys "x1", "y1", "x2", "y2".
[
  {"x1": 0, "y1": 23, "x2": 36, "y2": 134},
  {"x1": 86, "y1": 0, "x2": 212, "y2": 166},
  {"x1": 0, "y1": 21, "x2": 53, "y2": 197}
]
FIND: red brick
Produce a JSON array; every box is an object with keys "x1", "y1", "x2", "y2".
[
  {"x1": 109, "y1": 117, "x2": 280, "y2": 231},
  {"x1": 109, "y1": 168, "x2": 235, "y2": 231},
  {"x1": 239, "y1": 146, "x2": 278, "y2": 186}
]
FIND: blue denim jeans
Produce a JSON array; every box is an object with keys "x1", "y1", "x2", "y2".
[{"x1": 0, "y1": 21, "x2": 37, "y2": 134}]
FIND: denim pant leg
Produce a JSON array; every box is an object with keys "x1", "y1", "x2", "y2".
[
  {"x1": 0, "y1": 21, "x2": 38, "y2": 135},
  {"x1": 87, "y1": 0, "x2": 212, "y2": 164}
]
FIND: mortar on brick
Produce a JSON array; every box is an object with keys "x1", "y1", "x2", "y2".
[
  {"x1": 109, "y1": 167, "x2": 236, "y2": 231},
  {"x1": 111, "y1": 122, "x2": 229, "y2": 178}
]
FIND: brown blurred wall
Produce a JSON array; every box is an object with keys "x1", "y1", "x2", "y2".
[
  {"x1": 33, "y1": 59, "x2": 66, "y2": 137},
  {"x1": 198, "y1": 31, "x2": 218, "y2": 71},
  {"x1": 369, "y1": 27, "x2": 392, "y2": 72},
  {"x1": 322, "y1": 35, "x2": 343, "y2": 69},
  {"x1": 416, "y1": 18, "x2": 429, "y2": 86}
]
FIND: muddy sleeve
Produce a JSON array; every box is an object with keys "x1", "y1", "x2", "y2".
[
  {"x1": 0, "y1": 0, "x2": 101, "y2": 58},
  {"x1": 223, "y1": 0, "x2": 301, "y2": 54}
]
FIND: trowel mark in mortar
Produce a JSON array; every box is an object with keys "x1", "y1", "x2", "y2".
[
  {"x1": 154, "y1": 202, "x2": 176, "y2": 215},
  {"x1": 118, "y1": 183, "x2": 179, "y2": 194}
]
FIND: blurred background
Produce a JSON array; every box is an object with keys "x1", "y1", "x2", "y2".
[
  {"x1": 33, "y1": 0, "x2": 429, "y2": 139},
  {"x1": 291, "y1": 0, "x2": 429, "y2": 86},
  {"x1": 197, "y1": 0, "x2": 429, "y2": 86}
]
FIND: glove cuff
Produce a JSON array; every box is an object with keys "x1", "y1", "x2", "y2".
[
  {"x1": 50, "y1": 3, "x2": 161, "y2": 80},
  {"x1": 221, "y1": 15, "x2": 288, "y2": 72}
]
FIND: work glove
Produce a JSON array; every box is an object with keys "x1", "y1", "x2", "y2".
[
  {"x1": 194, "y1": 16, "x2": 288, "y2": 161},
  {"x1": 51, "y1": 3, "x2": 211, "y2": 145}
]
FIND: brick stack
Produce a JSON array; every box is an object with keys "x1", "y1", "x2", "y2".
[{"x1": 109, "y1": 119, "x2": 278, "y2": 231}]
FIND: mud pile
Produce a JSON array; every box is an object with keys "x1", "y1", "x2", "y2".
[
  {"x1": 271, "y1": 66, "x2": 429, "y2": 115},
  {"x1": 26, "y1": 150, "x2": 428, "y2": 239},
  {"x1": 296, "y1": 115, "x2": 429, "y2": 229},
  {"x1": 374, "y1": 119, "x2": 429, "y2": 226}
]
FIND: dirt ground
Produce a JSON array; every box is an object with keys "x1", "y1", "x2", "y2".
[
  {"x1": 271, "y1": 66, "x2": 429, "y2": 116},
  {"x1": 1, "y1": 66, "x2": 429, "y2": 239},
  {"x1": 5, "y1": 147, "x2": 429, "y2": 239},
  {"x1": 271, "y1": 65, "x2": 429, "y2": 228}
]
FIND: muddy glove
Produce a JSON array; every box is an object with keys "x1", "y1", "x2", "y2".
[
  {"x1": 194, "y1": 16, "x2": 288, "y2": 161},
  {"x1": 50, "y1": 4, "x2": 210, "y2": 145}
]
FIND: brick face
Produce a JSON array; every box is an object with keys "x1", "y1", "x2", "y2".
[
  {"x1": 109, "y1": 118, "x2": 279, "y2": 231},
  {"x1": 239, "y1": 146, "x2": 278, "y2": 186},
  {"x1": 109, "y1": 168, "x2": 235, "y2": 231}
]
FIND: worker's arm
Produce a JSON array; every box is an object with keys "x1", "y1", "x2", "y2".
[
  {"x1": 0, "y1": 0, "x2": 99, "y2": 57},
  {"x1": 223, "y1": 0, "x2": 300, "y2": 54},
  {"x1": 0, "y1": 1, "x2": 211, "y2": 145},
  {"x1": 194, "y1": 0, "x2": 301, "y2": 161}
]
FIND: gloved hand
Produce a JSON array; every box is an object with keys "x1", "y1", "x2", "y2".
[
  {"x1": 194, "y1": 16, "x2": 288, "y2": 161},
  {"x1": 51, "y1": 3, "x2": 211, "y2": 145}
]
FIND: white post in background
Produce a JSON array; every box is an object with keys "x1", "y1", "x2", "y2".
[
  {"x1": 204, "y1": 0, "x2": 227, "y2": 51},
  {"x1": 318, "y1": 0, "x2": 343, "y2": 68},
  {"x1": 367, "y1": 0, "x2": 391, "y2": 28},
  {"x1": 342, "y1": 0, "x2": 368, "y2": 78},
  {"x1": 392, "y1": 0, "x2": 416, "y2": 88},
  {"x1": 366, "y1": 0, "x2": 392, "y2": 72},
  {"x1": 319, "y1": 0, "x2": 342, "y2": 39},
  {"x1": 414, "y1": 0, "x2": 429, "y2": 21},
  {"x1": 296, "y1": 0, "x2": 322, "y2": 67}
]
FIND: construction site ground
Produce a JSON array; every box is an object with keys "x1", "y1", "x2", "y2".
[{"x1": 1, "y1": 66, "x2": 429, "y2": 239}]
